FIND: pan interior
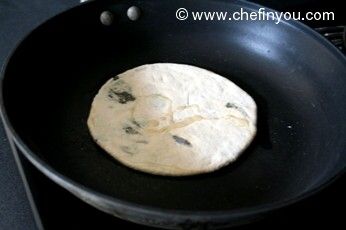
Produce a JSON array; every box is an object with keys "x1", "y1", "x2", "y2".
[{"x1": 3, "y1": 0, "x2": 346, "y2": 211}]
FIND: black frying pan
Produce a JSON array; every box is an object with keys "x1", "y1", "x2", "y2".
[{"x1": 1, "y1": 0, "x2": 346, "y2": 229}]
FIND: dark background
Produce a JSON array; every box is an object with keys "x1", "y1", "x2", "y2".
[{"x1": 0, "y1": 0, "x2": 345, "y2": 229}]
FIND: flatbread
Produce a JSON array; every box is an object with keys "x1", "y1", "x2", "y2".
[{"x1": 87, "y1": 63, "x2": 257, "y2": 176}]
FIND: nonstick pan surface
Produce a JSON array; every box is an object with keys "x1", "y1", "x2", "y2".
[{"x1": 1, "y1": 0, "x2": 346, "y2": 228}]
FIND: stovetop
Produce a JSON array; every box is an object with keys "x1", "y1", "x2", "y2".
[{"x1": 0, "y1": 1, "x2": 345, "y2": 229}]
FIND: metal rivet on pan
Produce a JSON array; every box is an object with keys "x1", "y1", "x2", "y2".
[
  {"x1": 127, "y1": 6, "x2": 141, "y2": 21},
  {"x1": 100, "y1": 11, "x2": 114, "y2": 26}
]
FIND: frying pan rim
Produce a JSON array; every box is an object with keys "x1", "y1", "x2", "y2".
[{"x1": 0, "y1": 0, "x2": 345, "y2": 221}]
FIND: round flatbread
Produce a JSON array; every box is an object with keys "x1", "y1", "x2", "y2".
[{"x1": 88, "y1": 63, "x2": 257, "y2": 176}]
